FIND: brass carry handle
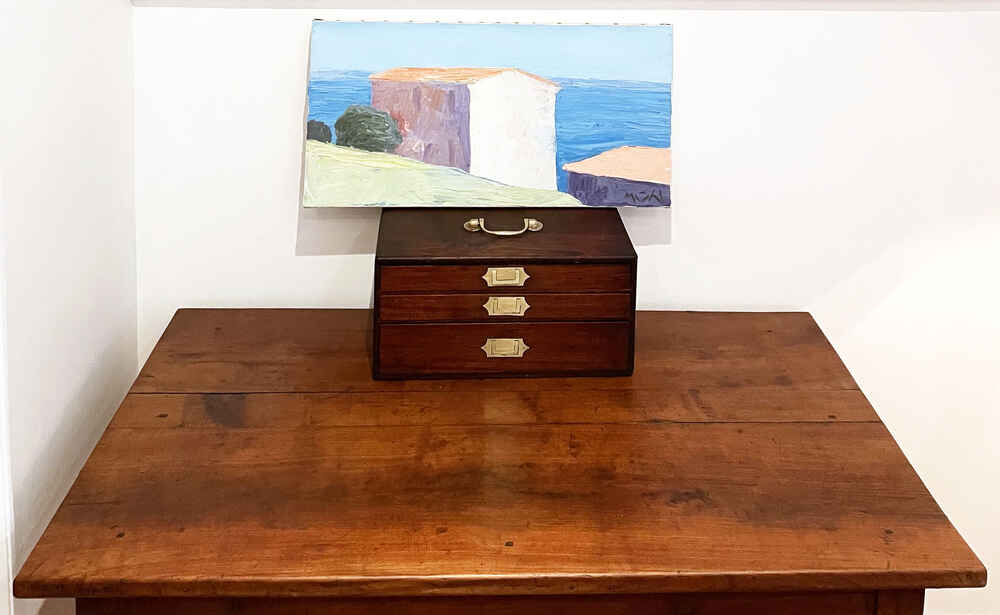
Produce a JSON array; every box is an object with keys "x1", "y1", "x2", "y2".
[{"x1": 463, "y1": 217, "x2": 543, "y2": 236}]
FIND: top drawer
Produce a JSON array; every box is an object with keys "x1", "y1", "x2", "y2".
[{"x1": 378, "y1": 264, "x2": 633, "y2": 293}]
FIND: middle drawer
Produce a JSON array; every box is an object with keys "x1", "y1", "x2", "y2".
[{"x1": 379, "y1": 293, "x2": 632, "y2": 322}]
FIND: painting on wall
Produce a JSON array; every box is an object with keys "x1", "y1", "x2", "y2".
[{"x1": 302, "y1": 21, "x2": 672, "y2": 208}]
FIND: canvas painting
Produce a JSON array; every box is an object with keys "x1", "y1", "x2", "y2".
[{"x1": 303, "y1": 21, "x2": 672, "y2": 208}]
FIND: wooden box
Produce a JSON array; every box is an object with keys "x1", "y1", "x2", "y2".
[{"x1": 372, "y1": 207, "x2": 637, "y2": 379}]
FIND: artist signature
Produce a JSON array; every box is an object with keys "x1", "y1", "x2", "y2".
[{"x1": 624, "y1": 190, "x2": 667, "y2": 204}]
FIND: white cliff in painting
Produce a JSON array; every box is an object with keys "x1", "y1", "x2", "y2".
[{"x1": 466, "y1": 69, "x2": 559, "y2": 190}]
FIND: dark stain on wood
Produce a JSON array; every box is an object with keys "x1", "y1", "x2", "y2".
[
  {"x1": 668, "y1": 488, "x2": 712, "y2": 506},
  {"x1": 201, "y1": 394, "x2": 247, "y2": 428}
]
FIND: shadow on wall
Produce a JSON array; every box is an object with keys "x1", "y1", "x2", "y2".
[{"x1": 294, "y1": 205, "x2": 670, "y2": 256}]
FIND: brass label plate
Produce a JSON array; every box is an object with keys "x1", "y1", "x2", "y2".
[
  {"x1": 481, "y1": 338, "x2": 530, "y2": 358},
  {"x1": 483, "y1": 296, "x2": 531, "y2": 317},
  {"x1": 482, "y1": 267, "x2": 529, "y2": 287}
]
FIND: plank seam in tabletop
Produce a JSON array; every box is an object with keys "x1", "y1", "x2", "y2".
[
  {"x1": 108, "y1": 416, "x2": 881, "y2": 426},
  {"x1": 114, "y1": 388, "x2": 879, "y2": 425},
  {"x1": 130, "y1": 309, "x2": 865, "y2": 397}
]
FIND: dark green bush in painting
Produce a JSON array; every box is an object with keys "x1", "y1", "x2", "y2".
[
  {"x1": 307, "y1": 120, "x2": 332, "y2": 143},
  {"x1": 334, "y1": 105, "x2": 403, "y2": 153}
]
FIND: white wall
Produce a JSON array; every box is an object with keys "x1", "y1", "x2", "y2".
[
  {"x1": 0, "y1": 1, "x2": 138, "y2": 614},
  {"x1": 1, "y1": 166, "x2": 14, "y2": 615}
]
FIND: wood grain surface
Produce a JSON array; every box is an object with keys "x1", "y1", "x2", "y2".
[
  {"x1": 379, "y1": 264, "x2": 633, "y2": 293},
  {"x1": 377, "y1": 321, "x2": 632, "y2": 377},
  {"x1": 377, "y1": 292, "x2": 633, "y2": 322},
  {"x1": 375, "y1": 207, "x2": 636, "y2": 264},
  {"x1": 13, "y1": 309, "x2": 985, "y2": 602}
]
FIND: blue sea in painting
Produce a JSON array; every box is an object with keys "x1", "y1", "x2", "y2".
[{"x1": 308, "y1": 71, "x2": 671, "y2": 192}]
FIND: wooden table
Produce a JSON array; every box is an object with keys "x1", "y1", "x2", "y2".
[{"x1": 14, "y1": 309, "x2": 985, "y2": 614}]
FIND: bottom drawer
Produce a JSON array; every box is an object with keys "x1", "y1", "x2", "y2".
[{"x1": 375, "y1": 322, "x2": 633, "y2": 378}]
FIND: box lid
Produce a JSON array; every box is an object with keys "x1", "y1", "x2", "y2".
[{"x1": 376, "y1": 208, "x2": 636, "y2": 264}]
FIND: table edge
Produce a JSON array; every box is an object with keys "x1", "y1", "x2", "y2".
[{"x1": 14, "y1": 567, "x2": 987, "y2": 599}]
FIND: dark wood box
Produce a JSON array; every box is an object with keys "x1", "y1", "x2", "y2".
[{"x1": 372, "y1": 207, "x2": 637, "y2": 379}]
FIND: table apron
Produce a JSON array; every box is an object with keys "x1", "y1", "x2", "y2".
[{"x1": 77, "y1": 589, "x2": 924, "y2": 615}]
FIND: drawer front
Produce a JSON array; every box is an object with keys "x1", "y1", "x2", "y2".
[
  {"x1": 378, "y1": 293, "x2": 633, "y2": 323},
  {"x1": 376, "y1": 322, "x2": 632, "y2": 377},
  {"x1": 378, "y1": 264, "x2": 632, "y2": 293}
]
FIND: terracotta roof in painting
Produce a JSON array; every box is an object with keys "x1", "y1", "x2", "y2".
[
  {"x1": 563, "y1": 146, "x2": 671, "y2": 185},
  {"x1": 370, "y1": 67, "x2": 559, "y2": 88}
]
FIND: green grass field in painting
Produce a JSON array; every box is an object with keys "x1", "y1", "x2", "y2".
[{"x1": 302, "y1": 140, "x2": 581, "y2": 207}]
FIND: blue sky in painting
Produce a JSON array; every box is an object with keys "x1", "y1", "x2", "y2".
[{"x1": 309, "y1": 21, "x2": 672, "y2": 84}]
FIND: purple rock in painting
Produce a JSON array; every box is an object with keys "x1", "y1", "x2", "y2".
[
  {"x1": 370, "y1": 77, "x2": 472, "y2": 171},
  {"x1": 563, "y1": 146, "x2": 671, "y2": 207},
  {"x1": 567, "y1": 173, "x2": 671, "y2": 207}
]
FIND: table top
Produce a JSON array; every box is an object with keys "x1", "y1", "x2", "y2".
[{"x1": 14, "y1": 309, "x2": 985, "y2": 599}]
